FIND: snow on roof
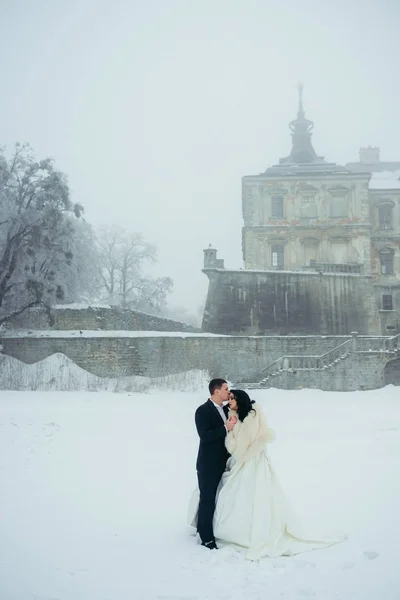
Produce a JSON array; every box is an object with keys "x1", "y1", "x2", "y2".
[
  {"x1": 346, "y1": 161, "x2": 400, "y2": 173},
  {"x1": 369, "y1": 169, "x2": 400, "y2": 190}
]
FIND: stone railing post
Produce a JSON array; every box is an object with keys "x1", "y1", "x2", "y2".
[{"x1": 351, "y1": 331, "x2": 358, "y2": 351}]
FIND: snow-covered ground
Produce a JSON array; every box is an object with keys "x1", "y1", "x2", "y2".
[{"x1": 1, "y1": 385, "x2": 399, "y2": 599}]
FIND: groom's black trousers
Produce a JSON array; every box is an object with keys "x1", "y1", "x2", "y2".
[{"x1": 197, "y1": 468, "x2": 224, "y2": 543}]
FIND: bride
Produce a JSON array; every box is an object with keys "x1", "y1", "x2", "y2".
[{"x1": 188, "y1": 389, "x2": 346, "y2": 560}]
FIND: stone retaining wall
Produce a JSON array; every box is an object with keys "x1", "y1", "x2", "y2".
[
  {"x1": 5, "y1": 306, "x2": 198, "y2": 333},
  {"x1": 1, "y1": 333, "x2": 397, "y2": 390}
]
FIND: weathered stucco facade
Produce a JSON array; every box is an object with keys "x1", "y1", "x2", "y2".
[
  {"x1": 202, "y1": 86, "x2": 400, "y2": 335},
  {"x1": 241, "y1": 175, "x2": 371, "y2": 273},
  {"x1": 369, "y1": 184, "x2": 400, "y2": 334}
]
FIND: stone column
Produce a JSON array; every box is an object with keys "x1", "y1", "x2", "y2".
[{"x1": 351, "y1": 331, "x2": 358, "y2": 351}]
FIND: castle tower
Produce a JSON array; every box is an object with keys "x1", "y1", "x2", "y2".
[
  {"x1": 203, "y1": 244, "x2": 224, "y2": 269},
  {"x1": 201, "y1": 85, "x2": 377, "y2": 335},
  {"x1": 280, "y1": 82, "x2": 323, "y2": 165}
]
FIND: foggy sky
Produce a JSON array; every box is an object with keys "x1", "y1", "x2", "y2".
[{"x1": 1, "y1": 0, "x2": 399, "y2": 313}]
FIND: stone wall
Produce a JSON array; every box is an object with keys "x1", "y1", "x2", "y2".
[
  {"x1": 1, "y1": 336, "x2": 144, "y2": 378},
  {"x1": 265, "y1": 352, "x2": 390, "y2": 391},
  {"x1": 1, "y1": 332, "x2": 398, "y2": 390},
  {"x1": 130, "y1": 335, "x2": 347, "y2": 381},
  {"x1": 0, "y1": 333, "x2": 389, "y2": 387},
  {"x1": 5, "y1": 306, "x2": 198, "y2": 333},
  {"x1": 202, "y1": 269, "x2": 378, "y2": 335}
]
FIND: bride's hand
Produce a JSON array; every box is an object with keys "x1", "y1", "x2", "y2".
[{"x1": 226, "y1": 416, "x2": 237, "y2": 431}]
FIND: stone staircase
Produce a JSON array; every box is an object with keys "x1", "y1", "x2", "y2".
[{"x1": 243, "y1": 333, "x2": 400, "y2": 389}]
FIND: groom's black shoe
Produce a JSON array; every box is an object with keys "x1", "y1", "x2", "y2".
[{"x1": 201, "y1": 540, "x2": 218, "y2": 550}]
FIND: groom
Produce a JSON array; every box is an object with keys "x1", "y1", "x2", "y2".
[{"x1": 194, "y1": 378, "x2": 237, "y2": 549}]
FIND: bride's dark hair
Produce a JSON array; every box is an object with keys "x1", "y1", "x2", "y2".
[{"x1": 230, "y1": 389, "x2": 256, "y2": 422}]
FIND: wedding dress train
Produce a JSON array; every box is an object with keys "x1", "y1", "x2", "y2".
[{"x1": 188, "y1": 404, "x2": 346, "y2": 560}]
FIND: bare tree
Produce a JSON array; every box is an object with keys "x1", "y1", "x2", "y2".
[
  {"x1": 96, "y1": 225, "x2": 173, "y2": 311},
  {"x1": 0, "y1": 144, "x2": 85, "y2": 325}
]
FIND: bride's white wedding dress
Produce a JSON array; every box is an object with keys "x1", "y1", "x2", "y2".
[{"x1": 188, "y1": 404, "x2": 346, "y2": 560}]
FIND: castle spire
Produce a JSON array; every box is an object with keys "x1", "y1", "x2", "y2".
[
  {"x1": 283, "y1": 83, "x2": 320, "y2": 164},
  {"x1": 297, "y1": 81, "x2": 305, "y2": 118}
]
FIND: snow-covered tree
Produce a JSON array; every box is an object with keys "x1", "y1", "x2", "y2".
[
  {"x1": 60, "y1": 216, "x2": 101, "y2": 304},
  {"x1": 0, "y1": 144, "x2": 86, "y2": 325},
  {"x1": 96, "y1": 225, "x2": 173, "y2": 311}
]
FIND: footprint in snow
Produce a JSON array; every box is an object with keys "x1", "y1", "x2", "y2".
[{"x1": 363, "y1": 551, "x2": 380, "y2": 560}]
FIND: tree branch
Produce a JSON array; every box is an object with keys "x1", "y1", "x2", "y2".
[{"x1": 0, "y1": 300, "x2": 49, "y2": 327}]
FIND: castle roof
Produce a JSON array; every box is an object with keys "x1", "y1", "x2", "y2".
[
  {"x1": 369, "y1": 169, "x2": 400, "y2": 190},
  {"x1": 346, "y1": 161, "x2": 400, "y2": 174},
  {"x1": 261, "y1": 84, "x2": 348, "y2": 177}
]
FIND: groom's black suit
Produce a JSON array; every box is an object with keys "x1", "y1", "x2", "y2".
[{"x1": 195, "y1": 399, "x2": 229, "y2": 544}]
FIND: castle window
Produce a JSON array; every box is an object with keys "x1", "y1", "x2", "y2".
[
  {"x1": 378, "y1": 204, "x2": 393, "y2": 230},
  {"x1": 380, "y1": 250, "x2": 394, "y2": 275},
  {"x1": 271, "y1": 244, "x2": 284, "y2": 269},
  {"x1": 271, "y1": 196, "x2": 284, "y2": 219},
  {"x1": 301, "y1": 196, "x2": 317, "y2": 218},
  {"x1": 331, "y1": 195, "x2": 348, "y2": 218},
  {"x1": 303, "y1": 240, "x2": 319, "y2": 265},
  {"x1": 330, "y1": 238, "x2": 349, "y2": 263},
  {"x1": 382, "y1": 294, "x2": 393, "y2": 310}
]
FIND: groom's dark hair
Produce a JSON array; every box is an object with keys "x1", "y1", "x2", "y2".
[{"x1": 209, "y1": 378, "x2": 227, "y2": 395}]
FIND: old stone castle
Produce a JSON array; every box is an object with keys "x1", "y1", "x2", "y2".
[
  {"x1": 202, "y1": 85, "x2": 400, "y2": 336},
  {"x1": 1, "y1": 86, "x2": 399, "y2": 391}
]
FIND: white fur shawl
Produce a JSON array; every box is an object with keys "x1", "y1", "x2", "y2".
[{"x1": 225, "y1": 404, "x2": 275, "y2": 465}]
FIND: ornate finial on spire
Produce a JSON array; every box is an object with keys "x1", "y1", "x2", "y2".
[
  {"x1": 279, "y1": 83, "x2": 321, "y2": 164},
  {"x1": 297, "y1": 81, "x2": 304, "y2": 117}
]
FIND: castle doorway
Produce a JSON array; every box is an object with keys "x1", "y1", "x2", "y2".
[{"x1": 384, "y1": 358, "x2": 400, "y2": 386}]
